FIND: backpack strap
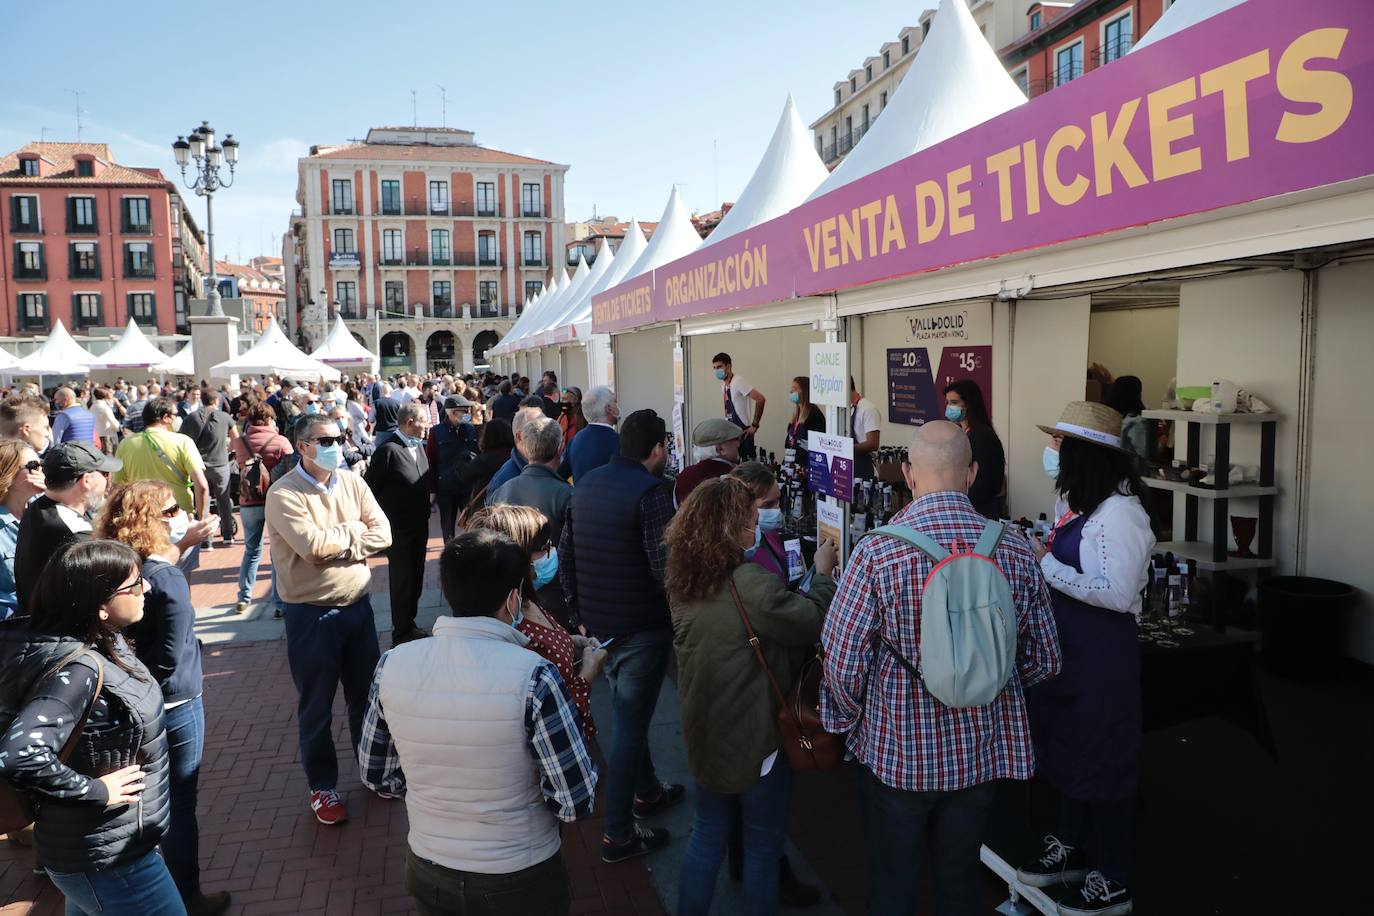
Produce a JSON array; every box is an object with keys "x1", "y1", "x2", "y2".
[
  {"x1": 972, "y1": 520, "x2": 1007, "y2": 559},
  {"x1": 865, "y1": 525, "x2": 950, "y2": 563}
]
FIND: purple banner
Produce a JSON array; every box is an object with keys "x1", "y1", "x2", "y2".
[{"x1": 593, "y1": 0, "x2": 1374, "y2": 334}]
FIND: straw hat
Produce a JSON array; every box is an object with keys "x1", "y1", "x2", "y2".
[{"x1": 1037, "y1": 401, "x2": 1130, "y2": 452}]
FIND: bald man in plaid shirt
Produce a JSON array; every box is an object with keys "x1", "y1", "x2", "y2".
[{"x1": 821, "y1": 421, "x2": 1060, "y2": 916}]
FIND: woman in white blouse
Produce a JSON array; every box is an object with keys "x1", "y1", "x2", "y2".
[
  {"x1": 1017, "y1": 401, "x2": 1155, "y2": 916},
  {"x1": 91, "y1": 386, "x2": 122, "y2": 455}
]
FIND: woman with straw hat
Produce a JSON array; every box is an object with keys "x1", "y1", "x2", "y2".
[{"x1": 1016, "y1": 401, "x2": 1155, "y2": 916}]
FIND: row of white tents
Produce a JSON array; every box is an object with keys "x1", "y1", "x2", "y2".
[
  {"x1": 1, "y1": 313, "x2": 379, "y2": 384},
  {"x1": 488, "y1": 0, "x2": 1240, "y2": 363}
]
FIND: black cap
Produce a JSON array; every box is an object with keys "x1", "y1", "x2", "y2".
[
  {"x1": 43, "y1": 441, "x2": 122, "y2": 486},
  {"x1": 443, "y1": 394, "x2": 473, "y2": 410}
]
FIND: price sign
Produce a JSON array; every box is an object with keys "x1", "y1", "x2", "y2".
[{"x1": 807, "y1": 433, "x2": 854, "y2": 503}]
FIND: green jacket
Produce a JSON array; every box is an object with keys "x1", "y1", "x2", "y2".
[{"x1": 672, "y1": 562, "x2": 836, "y2": 794}]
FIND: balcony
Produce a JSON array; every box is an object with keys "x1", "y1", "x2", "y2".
[
  {"x1": 13, "y1": 260, "x2": 45, "y2": 281},
  {"x1": 338, "y1": 305, "x2": 360, "y2": 320},
  {"x1": 478, "y1": 302, "x2": 499, "y2": 318},
  {"x1": 521, "y1": 257, "x2": 545, "y2": 268},
  {"x1": 522, "y1": 208, "x2": 545, "y2": 218},
  {"x1": 1092, "y1": 35, "x2": 1133, "y2": 67},
  {"x1": 67, "y1": 219, "x2": 98, "y2": 236},
  {"x1": 431, "y1": 255, "x2": 452, "y2": 267},
  {"x1": 476, "y1": 207, "x2": 498, "y2": 218},
  {"x1": 122, "y1": 219, "x2": 152, "y2": 235},
  {"x1": 432, "y1": 301, "x2": 455, "y2": 318},
  {"x1": 124, "y1": 263, "x2": 155, "y2": 279},
  {"x1": 477, "y1": 255, "x2": 501, "y2": 267},
  {"x1": 378, "y1": 203, "x2": 402, "y2": 216},
  {"x1": 380, "y1": 255, "x2": 404, "y2": 266},
  {"x1": 429, "y1": 203, "x2": 450, "y2": 216},
  {"x1": 328, "y1": 204, "x2": 355, "y2": 216},
  {"x1": 18, "y1": 310, "x2": 48, "y2": 331},
  {"x1": 70, "y1": 263, "x2": 101, "y2": 281}
]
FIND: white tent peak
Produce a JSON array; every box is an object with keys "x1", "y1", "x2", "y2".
[
  {"x1": 495, "y1": 270, "x2": 562, "y2": 354},
  {"x1": 311, "y1": 315, "x2": 379, "y2": 369},
  {"x1": 155, "y1": 341, "x2": 195, "y2": 376},
  {"x1": 542, "y1": 238, "x2": 617, "y2": 336},
  {"x1": 624, "y1": 188, "x2": 701, "y2": 280},
  {"x1": 212, "y1": 319, "x2": 340, "y2": 382},
  {"x1": 808, "y1": 0, "x2": 1026, "y2": 200},
  {"x1": 704, "y1": 94, "x2": 830, "y2": 246},
  {"x1": 16, "y1": 320, "x2": 98, "y2": 375},
  {"x1": 1132, "y1": 0, "x2": 1249, "y2": 53},
  {"x1": 590, "y1": 219, "x2": 647, "y2": 296},
  {"x1": 510, "y1": 255, "x2": 591, "y2": 351},
  {"x1": 94, "y1": 319, "x2": 172, "y2": 369}
]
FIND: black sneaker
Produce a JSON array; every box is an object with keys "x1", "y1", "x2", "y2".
[
  {"x1": 1056, "y1": 871, "x2": 1133, "y2": 916},
  {"x1": 601, "y1": 825, "x2": 671, "y2": 863},
  {"x1": 632, "y1": 782, "x2": 685, "y2": 818},
  {"x1": 1015, "y1": 835, "x2": 1089, "y2": 888}
]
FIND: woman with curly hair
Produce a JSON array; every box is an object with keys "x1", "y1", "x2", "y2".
[
  {"x1": 0, "y1": 436, "x2": 46, "y2": 618},
  {"x1": 666, "y1": 476, "x2": 837, "y2": 916},
  {"x1": 462, "y1": 504, "x2": 605, "y2": 740},
  {"x1": 95, "y1": 480, "x2": 229, "y2": 916}
]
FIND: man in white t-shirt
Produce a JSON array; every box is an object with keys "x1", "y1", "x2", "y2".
[
  {"x1": 849, "y1": 376, "x2": 881, "y2": 479},
  {"x1": 711, "y1": 352, "x2": 766, "y2": 461}
]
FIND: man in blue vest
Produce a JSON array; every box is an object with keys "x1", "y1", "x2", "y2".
[
  {"x1": 50, "y1": 386, "x2": 95, "y2": 446},
  {"x1": 559, "y1": 409, "x2": 683, "y2": 863}
]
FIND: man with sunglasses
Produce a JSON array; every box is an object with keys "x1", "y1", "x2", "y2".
[
  {"x1": 266, "y1": 414, "x2": 393, "y2": 827},
  {"x1": 12, "y1": 442, "x2": 122, "y2": 614}
]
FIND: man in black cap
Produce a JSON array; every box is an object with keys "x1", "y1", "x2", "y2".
[
  {"x1": 12, "y1": 442, "x2": 121, "y2": 613},
  {"x1": 425, "y1": 393, "x2": 479, "y2": 544}
]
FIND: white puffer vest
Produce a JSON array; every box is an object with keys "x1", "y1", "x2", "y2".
[{"x1": 379, "y1": 615, "x2": 559, "y2": 873}]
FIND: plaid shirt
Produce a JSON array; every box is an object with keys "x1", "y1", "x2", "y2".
[
  {"x1": 820, "y1": 491, "x2": 1061, "y2": 792},
  {"x1": 359, "y1": 650, "x2": 598, "y2": 822}
]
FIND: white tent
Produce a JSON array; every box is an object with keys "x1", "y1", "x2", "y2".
[
  {"x1": 1132, "y1": 0, "x2": 1249, "y2": 52},
  {"x1": 154, "y1": 341, "x2": 195, "y2": 377},
  {"x1": 561, "y1": 219, "x2": 650, "y2": 343},
  {"x1": 623, "y1": 187, "x2": 702, "y2": 280},
  {"x1": 0, "y1": 345, "x2": 22, "y2": 371},
  {"x1": 15, "y1": 320, "x2": 99, "y2": 376},
  {"x1": 93, "y1": 319, "x2": 174, "y2": 370},
  {"x1": 808, "y1": 0, "x2": 1026, "y2": 200},
  {"x1": 516, "y1": 254, "x2": 598, "y2": 352},
  {"x1": 211, "y1": 320, "x2": 341, "y2": 382},
  {"x1": 505, "y1": 259, "x2": 588, "y2": 355},
  {"x1": 705, "y1": 95, "x2": 830, "y2": 246},
  {"x1": 310, "y1": 315, "x2": 380, "y2": 371},
  {"x1": 493, "y1": 270, "x2": 562, "y2": 357},
  {"x1": 537, "y1": 238, "x2": 617, "y2": 345}
]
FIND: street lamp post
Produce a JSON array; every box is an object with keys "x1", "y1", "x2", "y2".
[{"x1": 172, "y1": 121, "x2": 239, "y2": 317}]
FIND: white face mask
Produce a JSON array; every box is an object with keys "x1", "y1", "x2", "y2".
[{"x1": 167, "y1": 509, "x2": 190, "y2": 544}]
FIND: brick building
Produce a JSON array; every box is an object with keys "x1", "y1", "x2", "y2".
[
  {"x1": 564, "y1": 217, "x2": 658, "y2": 267},
  {"x1": 215, "y1": 259, "x2": 285, "y2": 336},
  {"x1": 287, "y1": 126, "x2": 568, "y2": 375},
  {"x1": 0, "y1": 142, "x2": 186, "y2": 338}
]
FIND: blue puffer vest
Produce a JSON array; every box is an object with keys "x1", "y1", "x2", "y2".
[
  {"x1": 567, "y1": 456, "x2": 671, "y2": 638},
  {"x1": 0, "y1": 625, "x2": 170, "y2": 873},
  {"x1": 431, "y1": 420, "x2": 478, "y2": 496}
]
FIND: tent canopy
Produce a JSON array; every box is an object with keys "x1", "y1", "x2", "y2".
[
  {"x1": 705, "y1": 95, "x2": 829, "y2": 246},
  {"x1": 15, "y1": 320, "x2": 98, "y2": 376},
  {"x1": 539, "y1": 235, "x2": 618, "y2": 343},
  {"x1": 0, "y1": 345, "x2": 22, "y2": 371},
  {"x1": 310, "y1": 315, "x2": 379, "y2": 370},
  {"x1": 493, "y1": 269, "x2": 563, "y2": 356},
  {"x1": 503, "y1": 259, "x2": 589, "y2": 355},
  {"x1": 623, "y1": 188, "x2": 702, "y2": 280},
  {"x1": 94, "y1": 319, "x2": 174, "y2": 370},
  {"x1": 211, "y1": 320, "x2": 341, "y2": 382},
  {"x1": 155, "y1": 341, "x2": 195, "y2": 377},
  {"x1": 1133, "y1": 0, "x2": 1249, "y2": 52},
  {"x1": 809, "y1": 0, "x2": 1026, "y2": 200}
]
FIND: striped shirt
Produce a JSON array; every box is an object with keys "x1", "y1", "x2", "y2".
[{"x1": 820, "y1": 491, "x2": 1061, "y2": 792}]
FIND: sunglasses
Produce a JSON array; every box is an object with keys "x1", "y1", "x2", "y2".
[
  {"x1": 109, "y1": 577, "x2": 149, "y2": 599},
  {"x1": 161, "y1": 503, "x2": 180, "y2": 518},
  {"x1": 22, "y1": 460, "x2": 40, "y2": 472},
  {"x1": 310, "y1": 436, "x2": 345, "y2": 448}
]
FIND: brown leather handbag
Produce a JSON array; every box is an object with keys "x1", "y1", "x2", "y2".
[
  {"x1": 728, "y1": 580, "x2": 844, "y2": 772},
  {"x1": 0, "y1": 652, "x2": 105, "y2": 835}
]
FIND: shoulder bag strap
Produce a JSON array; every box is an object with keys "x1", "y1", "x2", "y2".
[
  {"x1": 55, "y1": 651, "x2": 105, "y2": 765},
  {"x1": 727, "y1": 578, "x2": 793, "y2": 716},
  {"x1": 142, "y1": 431, "x2": 191, "y2": 489}
]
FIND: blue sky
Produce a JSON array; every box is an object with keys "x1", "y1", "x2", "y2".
[{"x1": 2, "y1": 0, "x2": 936, "y2": 263}]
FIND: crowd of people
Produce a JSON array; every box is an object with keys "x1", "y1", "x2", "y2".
[{"x1": 0, "y1": 362, "x2": 1155, "y2": 916}]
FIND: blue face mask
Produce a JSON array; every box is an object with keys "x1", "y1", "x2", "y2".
[
  {"x1": 945, "y1": 404, "x2": 965, "y2": 423},
  {"x1": 313, "y1": 442, "x2": 343, "y2": 471},
  {"x1": 788, "y1": 392, "x2": 801, "y2": 404},
  {"x1": 758, "y1": 507, "x2": 783, "y2": 531},
  {"x1": 1043, "y1": 445, "x2": 1060, "y2": 481},
  {"x1": 506, "y1": 590, "x2": 524, "y2": 628},
  {"x1": 743, "y1": 526, "x2": 763, "y2": 559},
  {"x1": 305, "y1": 403, "x2": 320, "y2": 415},
  {"x1": 336, "y1": 418, "x2": 348, "y2": 433},
  {"x1": 532, "y1": 548, "x2": 559, "y2": 590},
  {"x1": 401, "y1": 432, "x2": 424, "y2": 448},
  {"x1": 714, "y1": 368, "x2": 727, "y2": 381}
]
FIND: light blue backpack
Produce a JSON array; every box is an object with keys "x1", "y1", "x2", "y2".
[{"x1": 864, "y1": 521, "x2": 1018, "y2": 708}]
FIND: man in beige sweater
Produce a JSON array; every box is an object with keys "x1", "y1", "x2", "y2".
[{"x1": 266, "y1": 414, "x2": 392, "y2": 827}]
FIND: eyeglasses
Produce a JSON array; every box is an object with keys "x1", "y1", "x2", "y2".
[
  {"x1": 160, "y1": 503, "x2": 180, "y2": 518},
  {"x1": 22, "y1": 460, "x2": 40, "y2": 472},
  {"x1": 310, "y1": 436, "x2": 345, "y2": 448},
  {"x1": 109, "y1": 577, "x2": 149, "y2": 599}
]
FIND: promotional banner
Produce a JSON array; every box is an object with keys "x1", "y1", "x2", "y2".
[
  {"x1": 817, "y1": 497, "x2": 844, "y2": 550},
  {"x1": 887, "y1": 303, "x2": 992, "y2": 425},
  {"x1": 807, "y1": 432, "x2": 855, "y2": 503},
  {"x1": 592, "y1": 0, "x2": 1374, "y2": 335},
  {"x1": 808, "y1": 342, "x2": 848, "y2": 408}
]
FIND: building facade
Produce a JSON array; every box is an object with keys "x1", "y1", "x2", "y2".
[
  {"x1": 169, "y1": 190, "x2": 206, "y2": 335},
  {"x1": 288, "y1": 126, "x2": 568, "y2": 375},
  {"x1": 215, "y1": 259, "x2": 284, "y2": 336},
  {"x1": 564, "y1": 216, "x2": 658, "y2": 267},
  {"x1": 0, "y1": 142, "x2": 182, "y2": 338}
]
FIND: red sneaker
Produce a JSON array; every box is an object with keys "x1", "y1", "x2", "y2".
[{"x1": 309, "y1": 789, "x2": 347, "y2": 825}]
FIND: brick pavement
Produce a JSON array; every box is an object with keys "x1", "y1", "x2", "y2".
[{"x1": 0, "y1": 515, "x2": 666, "y2": 916}]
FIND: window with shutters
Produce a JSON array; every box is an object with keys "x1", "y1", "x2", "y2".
[
  {"x1": 73, "y1": 293, "x2": 102, "y2": 328},
  {"x1": 128, "y1": 292, "x2": 155, "y2": 326},
  {"x1": 17, "y1": 293, "x2": 47, "y2": 329},
  {"x1": 14, "y1": 242, "x2": 44, "y2": 280},
  {"x1": 75, "y1": 159, "x2": 94, "y2": 177},
  {"x1": 122, "y1": 197, "x2": 151, "y2": 234},
  {"x1": 19, "y1": 158, "x2": 39, "y2": 177},
  {"x1": 11, "y1": 195, "x2": 40, "y2": 233},
  {"x1": 70, "y1": 242, "x2": 99, "y2": 279},
  {"x1": 124, "y1": 242, "x2": 154, "y2": 278},
  {"x1": 68, "y1": 196, "x2": 96, "y2": 233}
]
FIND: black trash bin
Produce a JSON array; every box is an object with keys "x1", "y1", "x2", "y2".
[{"x1": 1259, "y1": 576, "x2": 1356, "y2": 680}]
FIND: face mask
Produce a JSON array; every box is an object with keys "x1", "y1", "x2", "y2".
[
  {"x1": 1043, "y1": 445, "x2": 1060, "y2": 481},
  {"x1": 714, "y1": 368, "x2": 727, "y2": 381},
  {"x1": 743, "y1": 526, "x2": 763, "y2": 559},
  {"x1": 758, "y1": 507, "x2": 783, "y2": 531},
  {"x1": 336, "y1": 418, "x2": 348, "y2": 432},
  {"x1": 507, "y1": 589, "x2": 524, "y2": 628},
  {"x1": 401, "y1": 432, "x2": 424, "y2": 448},
  {"x1": 788, "y1": 392, "x2": 800, "y2": 405},
  {"x1": 167, "y1": 509, "x2": 190, "y2": 544},
  {"x1": 313, "y1": 443, "x2": 343, "y2": 471},
  {"x1": 945, "y1": 405, "x2": 966, "y2": 423},
  {"x1": 532, "y1": 548, "x2": 559, "y2": 590},
  {"x1": 305, "y1": 403, "x2": 319, "y2": 415}
]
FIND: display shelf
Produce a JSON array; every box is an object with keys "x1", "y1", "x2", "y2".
[
  {"x1": 1156, "y1": 540, "x2": 1276, "y2": 572},
  {"x1": 1143, "y1": 478, "x2": 1279, "y2": 499},
  {"x1": 1142, "y1": 409, "x2": 1280, "y2": 425}
]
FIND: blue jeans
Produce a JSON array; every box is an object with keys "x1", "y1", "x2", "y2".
[
  {"x1": 47, "y1": 847, "x2": 187, "y2": 915},
  {"x1": 162, "y1": 696, "x2": 204, "y2": 899},
  {"x1": 281, "y1": 596, "x2": 381, "y2": 790},
  {"x1": 857, "y1": 764, "x2": 995, "y2": 916},
  {"x1": 600, "y1": 626, "x2": 673, "y2": 842},
  {"x1": 237, "y1": 505, "x2": 266, "y2": 605},
  {"x1": 678, "y1": 756, "x2": 793, "y2": 916}
]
